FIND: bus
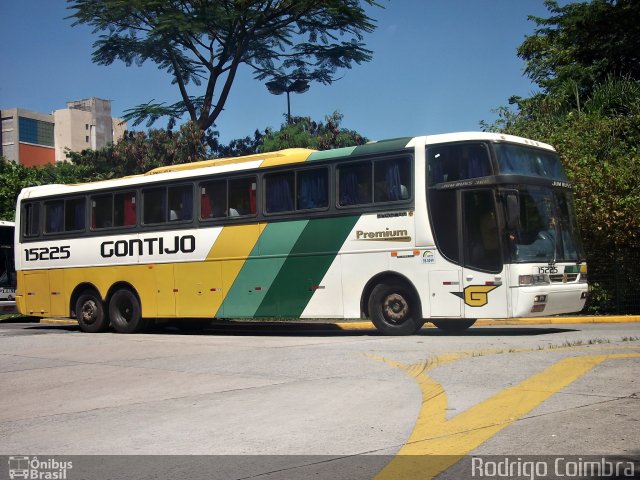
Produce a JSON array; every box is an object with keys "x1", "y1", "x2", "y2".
[
  {"x1": 0, "y1": 220, "x2": 17, "y2": 314},
  {"x1": 14, "y1": 132, "x2": 588, "y2": 335}
]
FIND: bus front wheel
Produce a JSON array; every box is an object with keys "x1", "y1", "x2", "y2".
[
  {"x1": 76, "y1": 291, "x2": 109, "y2": 333},
  {"x1": 109, "y1": 289, "x2": 146, "y2": 334},
  {"x1": 368, "y1": 283, "x2": 424, "y2": 336}
]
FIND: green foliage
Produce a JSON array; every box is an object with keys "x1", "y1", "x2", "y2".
[
  {"x1": 489, "y1": 81, "x2": 640, "y2": 252},
  {"x1": 68, "y1": 121, "x2": 208, "y2": 178},
  {"x1": 485, "y1": 0, "x2": 640, "y2": 313},
  {"x1": 207, "y1": 129, "x2": 266, "y2": 158},
  {"x1": 68, "y1": 0, "x2": 380, "y2": 131},
  {"x1": 261, "y1": 112, "x2": 368, "y2": 152},
  {"x1": 519, "y1": 0, "x2": 640, "y2": 99},
  {"x1": 0, "y1": 158, "x2": 41, "y2": 221}
]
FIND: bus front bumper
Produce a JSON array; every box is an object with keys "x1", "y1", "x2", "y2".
[{"x1": 512, "y1": 284, "x2": 588, "y2": 317}]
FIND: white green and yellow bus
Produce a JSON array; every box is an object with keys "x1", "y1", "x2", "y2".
[{"x1": 14, "y1": 132, "x2": 588, "y2": 335}]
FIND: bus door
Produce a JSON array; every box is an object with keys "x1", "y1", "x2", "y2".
[{"x1": 460, "y1": 189, "x2": 509, "y2": 318}]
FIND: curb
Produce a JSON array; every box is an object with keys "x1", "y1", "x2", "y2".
[
  {"x1": 37, "y1": 315, "x2": 640, "y2": 329},
  {"x1": 336, "y1": 316, "x2": 640, "y2": 330}
]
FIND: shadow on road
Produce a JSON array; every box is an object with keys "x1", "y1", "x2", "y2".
[{"x1": 8, "y1": 321, "x2": 579, "y2": 338}]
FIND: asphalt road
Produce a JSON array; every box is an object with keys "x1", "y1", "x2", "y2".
[{"x1": 0, "y1": 320, "x2": 639, "y2": 479}]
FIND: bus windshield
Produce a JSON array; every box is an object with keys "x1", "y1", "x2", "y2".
[
  {"x1": 507, "y1": 186, "x2": 584, "y2": 263},
  {"x1": 495, "y1": 143, "x2": 567, "y2": 181}
]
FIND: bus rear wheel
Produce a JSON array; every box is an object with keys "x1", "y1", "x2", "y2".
[
  {"x1": 368, "y1": 283, "x2": 424, "y2": 336},
  {"x1": 76, "y1": 291, "x2": 108, "y2": 333},
  {"x1": 431, "y1": 318, "x2": 476, "y2": 333},
  {"x1": 109, "y1": 289, "x2": 146, "y2": 334}
]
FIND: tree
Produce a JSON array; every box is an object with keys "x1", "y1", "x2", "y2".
[
  {"x1": 484, "y1": 0, "x2": 640, "y2": 313},
  {"x1": 67, "y1": 121, "x2": 208, "y2": 178},
  {"x1": 0, "y1": 158, "x2": 75, "y2": 221},
  {"x1": 68, "y1": 0, "x2": 379, "y2": 131},
  {"x1": 518, "y1": 0, "x2": 640, "y2": 99},
  {"x1": 207, "y1": 129, "x2": 267, "y2": 158},
  {"x1": 261, "y1": 111, "x2": 367, "y2": 152}
]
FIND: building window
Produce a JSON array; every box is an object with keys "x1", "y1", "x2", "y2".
[
  {"x1": 18, "y1": 117, "x2": 54, "y2": 147},
  {"x1": 85, "y1": 136, "x2": 89, "y2": 143}
]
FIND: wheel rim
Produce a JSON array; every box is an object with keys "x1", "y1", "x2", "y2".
[
  {"x1": 382, "y1": 293, "x2": 409, "y2": 324},
  {"x1": 80, "y1": 300, "x2": 99, "y2": 325}
]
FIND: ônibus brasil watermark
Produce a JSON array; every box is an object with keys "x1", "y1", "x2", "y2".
[
  {"x1": 471, "y1": 456, "x2": 636, "y2": 479},
  {"x1": 8, "y1": 456, "x2": 73, "y2": 480}
]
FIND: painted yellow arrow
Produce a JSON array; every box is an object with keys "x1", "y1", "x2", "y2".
[{"x1": 374, "y1": 352, "x2": 640, "y2": 480}]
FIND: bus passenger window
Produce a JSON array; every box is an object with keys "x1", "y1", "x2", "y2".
[
  {"x1": 374, "y1": 158, "x2": 411, "y2": 202},
  {"x1": 65, "y1": 198, "x2": 85, "y2": 232},
  {"x1": 200, "y1": 180, "x2": 227, "y2": 219},
  {"x1": 228, "y1": 177, "x2": 256, "y2": 216},
  {"x1": 428, "y1": 143, "x2": 491, "y2": 186},
  {"x1": 265, "y1": 172, "x2": 294, "y2": 213},
  {"x1": 143, "y1": 188, "x2": 166, "y2": 224},
  {"x1": 168, "y1": 185, "x2": 193, "y2": 222},
  {"x1": 44, "y1": 201, "x2": 64, "y2": 233},
  {"x1": 92, "y1": 195, "x2": 112, "y2": 229},
  {"x1": 338, "y1": 162, "x2": 372, "y2": 206},
  {"x1": 115, "y1": 192, "x2": 136, "y2": 227},
  {"x1": 23, "y1": 203, "x2": 40, "y2": 237},
  {"x1": 92, "y1": 192, "x2": 136, "y2": 229},
  {"x1": 297, "y1": 168, "x2": 328, "y2": 210}
]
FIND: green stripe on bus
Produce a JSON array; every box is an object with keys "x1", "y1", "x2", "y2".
[
  {"x1": 217, "y1": 220, "x2": 308, "y2": 318},
  {"x1": 307, "y1": 147, "x2": 357, "y2": 162},
  {"x1": 351, "y1": 137, "x2": 413, "y2": 156},
  {"x1": 254, "y1": 215, "x2": 359, "y2": 317}
]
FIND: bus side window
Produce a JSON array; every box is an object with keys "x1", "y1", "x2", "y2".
[
  {"x1": 297, "y1": 168, "x2": 328, "y2": 210},
  {"x1": 428, "y1": 143, "x2": 492, "y2": 186},
  {"x1": 93, "y1": 192, "x2": 136, "y2": 229},
  {"x1": 228, "y1": 177, "x2": 256, "y2": 217},
  {"x1": 44, "y1": 201, "x2": 64, "y2": 233},
  {"x1": 143, "y1": 188, "x2": 166, "y2": 224},
  {"x1": 374, "y1": 158, "x2": 411, "y2": 202},
  {"x1": 168, "y1": 185, "x2": 193, "y2": 222},
  {"x1": 92, "y1": 194, "x2": 112, "y2": 229},
  {"x1": 117, "y1": 192, "x2": 136, "y2": 226},
  {"x1": 23, "y1": 203, "x2": 40, "y2": 237},
  {"x1": 338, "y1": 162, "x2": 372, "y2": 206},
  {"x1": 200, "y1": 180, "x2": 227, "y2": 219},
  {"x1": 265, "y1": 172, "x2": 294, "y2": 213},
  {"x1": 65, "y1": 198, "x2": 85, "y2": 232}
]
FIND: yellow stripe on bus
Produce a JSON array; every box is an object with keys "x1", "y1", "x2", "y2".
[{"x1": 205, "y1": 224, "x2": 264, "y2": 315}]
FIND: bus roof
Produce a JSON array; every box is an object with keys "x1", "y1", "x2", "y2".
[{"x1": 17, "y1": 132, "x2": 554, "y2": 200}]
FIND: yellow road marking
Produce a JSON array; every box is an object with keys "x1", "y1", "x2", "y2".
[{"x1": 374, "y1": 352, "x2": 640, "y2": 480}]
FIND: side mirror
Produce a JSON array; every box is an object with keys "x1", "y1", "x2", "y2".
[{"x1": 506, "y1": 193, "x2": 520, "y2": 229}]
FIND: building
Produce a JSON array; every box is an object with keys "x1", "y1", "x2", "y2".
[
  {"x1": 0, "y1": 108, "x2": 55, "y2": 167},
  {"x1": 1, "y1": 97, "x2": 126, "y2": 166}
]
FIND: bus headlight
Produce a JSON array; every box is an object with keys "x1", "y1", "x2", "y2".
[{"x1": 519, "y1": 274, "x2": 549, "y2": 286}]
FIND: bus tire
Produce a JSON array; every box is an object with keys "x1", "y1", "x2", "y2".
[
  {"x1": 109, "y1": 289, "x2": 146, "y2": 334},
  {"x1": 75, "y1": 291, "x2": 108, "y2": 333},
  {"x1": 368, "y1": 283, "x2": 424, "y2": 336},
  {"x1": 431, "y1": 318, "x2": 476, "y2": 333}
]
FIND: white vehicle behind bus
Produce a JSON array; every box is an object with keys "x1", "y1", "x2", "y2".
[{"x1": 0, "y1": 221, "x2": 17, "y2": 314}]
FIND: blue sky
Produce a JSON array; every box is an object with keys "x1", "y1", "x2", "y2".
[{"x1": 1, "y1": 1, "x2": 561, "y2": 144}]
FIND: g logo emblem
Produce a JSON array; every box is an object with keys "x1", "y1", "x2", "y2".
[
  {"x1": 464, "y1": 285, "x2": 498, "y2": 307},
  {"x1": 452, "y1": 285, "x2": 498, "y2": 307}
]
